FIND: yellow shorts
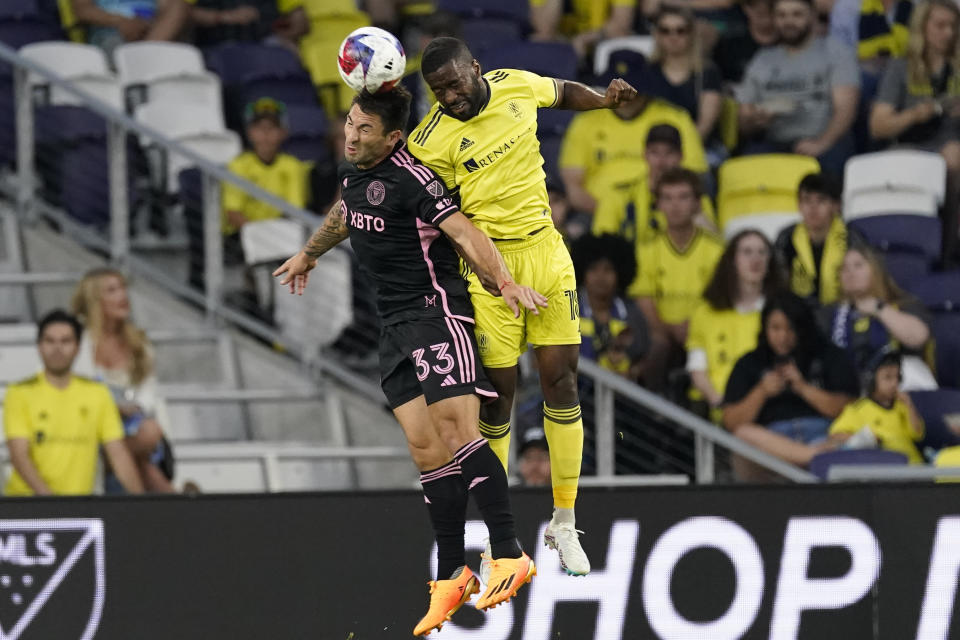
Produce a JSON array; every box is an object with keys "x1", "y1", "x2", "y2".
[{"x1": 467, "y1": 227, "x2": 581, "y2": 368}]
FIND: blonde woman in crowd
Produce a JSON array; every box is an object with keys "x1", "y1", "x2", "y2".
[{"x1": 72, "y1": 268, "x2": 174, "y2": 493}]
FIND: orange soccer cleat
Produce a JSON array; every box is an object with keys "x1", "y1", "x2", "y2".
[
  {"x1": 413, "y1": 566, "x2": 480, "y2": 636},
  {"x1": 475, "y1": 552, "x2": 536, "y2": 611}
]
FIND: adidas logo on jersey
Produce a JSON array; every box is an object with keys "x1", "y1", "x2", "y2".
[
  {"x1": 441, "y1": 375, "x2": 458, "y2": 387},
  {"x1": 459, "y1": 137, "x2": 474, "y2": 151}
]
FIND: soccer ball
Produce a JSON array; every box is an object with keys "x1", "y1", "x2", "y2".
[{"x1": 337, "y1": 27, "x2": 406, "y2": 94}]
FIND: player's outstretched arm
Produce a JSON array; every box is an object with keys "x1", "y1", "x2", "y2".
[
  {"x1": 438, "y1": 212, "x2": 548, "y2": 318},
  {"x1": 553, "y1": 78, "x2": 638, "y2": 111},
  {"x1": 272, "y1": 200, "x2": 349, "y2": 295}
]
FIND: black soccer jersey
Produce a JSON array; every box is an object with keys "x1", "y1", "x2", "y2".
[{"x1": 337, "y1": 142, "x2": 474, "y2": 325}]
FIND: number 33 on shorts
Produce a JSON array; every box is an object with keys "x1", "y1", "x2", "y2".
[{"x1": 412, "y1": 343, "x2": 455, "y2": 381}]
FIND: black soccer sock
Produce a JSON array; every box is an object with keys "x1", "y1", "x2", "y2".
[
  {"x1": 454, "y1": 438, "x2": 522, "y2": 560},
  {"x1": 420, "y1": 460, "x2": 468, "y2": 580}
]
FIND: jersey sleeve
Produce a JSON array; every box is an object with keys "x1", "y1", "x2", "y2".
[
  {"x1": 828, "y1": 404, "x2": 860, "y2": 436},
  {"x1": 3, "y1": 386, "x2": 30, "y2": 441},
  {"x1": 685, "y1": 303, "x2": 707, "y2": 353},
  {"x1": 405, "y1": 161, "x2": 460, "y2": 227},
  {"x1": 513, "y1": 69, "x2": 560, "y2": 108},
  {"x1": 96, "y1": 386, "x2": 124, "y2": 444}
]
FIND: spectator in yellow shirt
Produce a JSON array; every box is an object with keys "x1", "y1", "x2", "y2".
[
  {"x1": 829, "y1": 348, "x2": 925, "y2": 463},
  {"x1": 687, "y1": 229, "x2": 785, "y2": 414},
  {"x1": 222, "y1": 97, "x2": 310, "y2": 250},
  {"x1": 560, "y1": 93, "x2": 708, "y2": 242},
  {"x1": 530, "y1": 0, "x2": 637, "y2": 57},
  {"x1": 629, "y1": 168, "x2": 724, "y2": 391},
  {"x1": 4, "y1": 311, "x2": 144, "y2": 497}
]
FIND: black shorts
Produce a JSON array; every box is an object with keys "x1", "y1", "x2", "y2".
[{"x1": 379, "y1": 316, "x2": 498, "y2": 409}]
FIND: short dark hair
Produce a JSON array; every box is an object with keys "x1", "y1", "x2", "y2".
[
  {"x1": 352, "y1": 85, "x2": 412, "y2": 135},
  {"x1": 645, "y1": 124, "x2": 682, "y2": 151},
  {"x1": 655, "y1": 167, "x2": 703, "y2": 199},
  {"x1": 773, "y1": 0, "x2": 814, "y2": 8},
  {"x1": 571, "y1": 233, "x2": 637, "y2": 293},
  {"x1": 421, "y1": 36, "x2": 474, "y2": 76},
  {"x1": 37, "y1": 309, "x2": 82, "y2": 342},
  {"x1": 797, "y1": 172, "x2": 841, "y2": 201}
]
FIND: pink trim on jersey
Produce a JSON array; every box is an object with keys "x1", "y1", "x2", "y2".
[
  {"x1": 431, "y1": 206, "x2": 457, "y2": 224},
  {"x1": 444, "y1": 317, "x2": 469, "y2": 383},
  {"x1": 398, "y1": 148, "x2": 434, "y2": 183},
  {"x1": 390, "y1": 155, "x2": 427, "y2": 185},
  {"x1": 415, "y1": 218, "x2": 473, "y2": 325},
  {"x1": 420, "y1": 461, "x2": 461, "y2": 483},
  {"x1": 475, "y1": 387, "x2": 498, "y2": 399}
]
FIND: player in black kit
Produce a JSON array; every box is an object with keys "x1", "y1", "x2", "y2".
[{"x1": 273, "y1": 86, "x2": 542, "y2": 636}]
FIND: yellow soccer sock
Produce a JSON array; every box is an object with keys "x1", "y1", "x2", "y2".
[
  {"x1": 543, "y1": 403, "x2": 583, "y2": 509},
  {"x1": 478, "y1": 420, "x2": 511, "y2": 473}
]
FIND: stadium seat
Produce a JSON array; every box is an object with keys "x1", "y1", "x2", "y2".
[
  {"x1": 462, "y1": 18, "x2": 523, "y2": 52},
  {"x1": 0, "y1": 76, "x2": 14, "y2": 168},
  {"x1": 908, "y1": 270, "x2": 960, "y2": 310},
  {"x1": 881, "y1": 251, "x2": 930, "y2": 287},
  {"x1": 436, "y1": 0, "x2": 529, "y2": 22},
  {"x1": 0, "y1": 0, "x2": 41, "y2": 22},
  {"x1": 479, "y1": 41, "x2": 578, "y2": 80},
  {"x1": 0, "y1": 345, "x2": 42, "y2": 384},
  {"x1": 809, "y1": 449, "x2": 909, "y2": 481},
  {"x1": 283, "y1": 104, "x2": 330, "y2": 162},
  {"x1": 912, "y1": 390, "x2": 960, "y2": 451},
  {"x1": 240, "y1": 219, "x2": 305, "y2": 265},
  {"x1": 0, "y1": 19, "x2": 61, "y2": 51},
  {"x1": 147, "y1": 74, "x2": 223, "y2": 112},
  {"x1": 848, "y1": 214, "x2": 941, "y2": 265},
  {"x1": 717, "y1": 154, "x2": 820, "y2": 228},
  {"x1": 538, "y1": 135, "x2": 562, "y2": 185},
  {"x1": 722, "y1": 212, "x2": 800, "y2": 243},
  {"x1": 930, "y1": 314, "x2": 960, "y2": 389},
  {"x1": 593, "y1": 36, "x2": 655, "y2": 77},
  {"x1": 537, "y1": 107, "x2": 573, "y2": 138},
  {"x1": 843, "y1": 150, "x2": 945, "y2": 220},
  {"x1": 114, "y1": 42, "x2": 206, "y2": 85},
  {"x1": 19, "y1": 42, "x2": 123, "y2": 109}
]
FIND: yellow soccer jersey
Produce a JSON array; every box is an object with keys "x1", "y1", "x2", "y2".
[
  {"x1": 530, "y1": 0, "x2": 636, "y2": 36},
  {"x1": 830, "y1": 397, "x2": 924, "y2": 463},
  {"x1": 4, "y1": 374, "x2": 124, "y2": 496},
  {"x1": 222, "y1": 151, "x2": 310, "y2": 234},
  {"x1": 408, "y1": 69, "x2": 560, "y2": 240},
  {"x1": 686, "y1": 301, "x2": 761, "y2": 396},
  {"x1": 628, "y1": 229, "x2": 724, "y2": 325}
]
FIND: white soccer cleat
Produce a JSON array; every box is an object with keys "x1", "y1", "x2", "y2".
[
  {"x1": 544, "y1": 509, "x2": 591, "y2": 576},
  {"x1": 479, "y1": 538, "x2": 492, "y2": 586}
]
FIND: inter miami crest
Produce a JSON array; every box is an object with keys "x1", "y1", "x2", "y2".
[
  {"x1": 0, "y1": 519, "x2": 105, "y2": 640},
  {"x1": 366, "y1": 181, "x2": 386, "y2": 206}
]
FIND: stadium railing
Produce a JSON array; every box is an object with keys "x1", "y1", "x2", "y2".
[{"x1": 0, "y1": 41, "x2": 816, "y2": 486}]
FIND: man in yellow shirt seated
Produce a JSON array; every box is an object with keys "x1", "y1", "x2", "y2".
[
  {"x1": 560, "y1": 92, "x2": 708, "y2": 243},
  {"x1": 222, "y1": 97, "x2": 311, "y2": 260},
  {"x1": 4, "y1": 311, "x2": 144, "y2": 496},
  {"x1": 829, "y1": 348, "x2": 925, "y2": 463},
  {"x1": 628, "y1": 168, "x2": 724, "y2": 392}
]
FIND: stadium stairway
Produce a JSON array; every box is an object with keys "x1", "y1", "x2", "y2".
[{"x1": 0, "y1": 201, "x2": 413, "y2": 492}]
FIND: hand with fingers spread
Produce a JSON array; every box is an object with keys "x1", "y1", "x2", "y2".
[
  {"x1": 602, "y1": 78, "x2": 638, "y2": 109},
  {"x1": 272, "y1": 251, "x2": 317, "y2": 296},
  {"x1": 499, "y1": 281, "x2": 549, "y2": 318}
]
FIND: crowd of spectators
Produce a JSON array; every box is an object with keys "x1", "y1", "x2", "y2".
[{"x1": 20, "y1": 0, "x2": 960, "y2": 483}]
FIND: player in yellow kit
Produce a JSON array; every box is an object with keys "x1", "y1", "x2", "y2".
[{"x1": 409, "y1": 37, "x2": 637, "y2": 577}]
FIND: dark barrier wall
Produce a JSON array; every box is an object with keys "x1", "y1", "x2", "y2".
[{"x1": 0, "y1": 485, "x2": 959, "y2": 639}]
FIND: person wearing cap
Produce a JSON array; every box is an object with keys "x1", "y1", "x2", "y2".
[
  {"x1": 222, "y1": 97, "x2": 311, "y2": 238},
  {"x1": 738, "y1": 0, "x2": 861, "y2": 176},
  {"x1": 518, "y1": 428, "x2": 552, "y2": 487},
  {"x1": 560, "y1": 55, "x2": 708, "y2": 244}
]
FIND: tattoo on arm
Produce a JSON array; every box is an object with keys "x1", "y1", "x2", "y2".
[{"x1": 303, "y1": 200, "x2": 348, "y2": 259}]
